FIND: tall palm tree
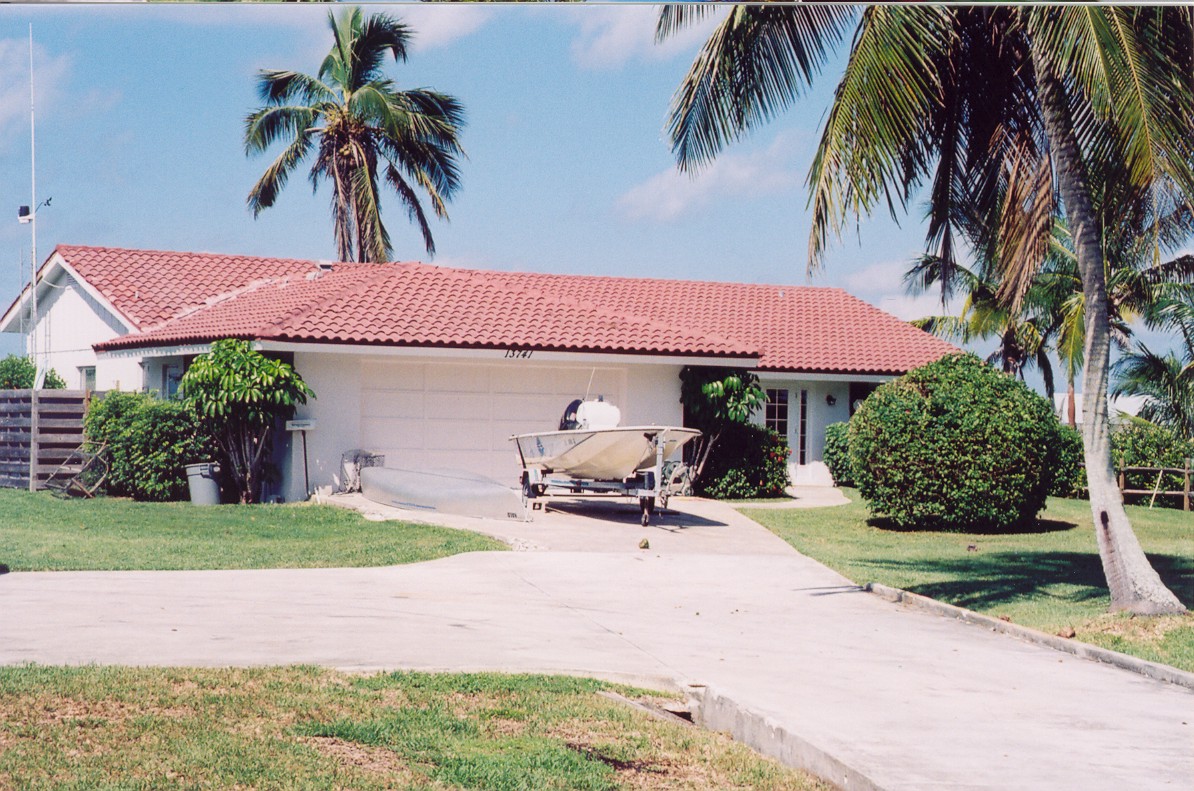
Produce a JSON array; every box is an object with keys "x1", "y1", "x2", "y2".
[
  {"x1": 661, "y1": 4, "x2": 1194, "y2": 614},
  {"x1": 245, "y1": 7, "x2": 465, "y2": 263}
]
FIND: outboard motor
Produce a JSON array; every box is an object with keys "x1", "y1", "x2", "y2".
[
  {"x1": 576, "y1": 398, "x2": 621, "y2": 429},
  {"x1": 558, "y1": 399, "x2": 583, "y2": 430}
]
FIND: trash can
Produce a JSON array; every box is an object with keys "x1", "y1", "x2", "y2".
[{"x1": 185, "y1": 462, "x2": 222, "y2": 506}]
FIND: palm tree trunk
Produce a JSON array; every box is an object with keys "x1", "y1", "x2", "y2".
[
  {"x1": 1066, "y1": 377, "x2": 1076, "y2": 429},
  {"x1": 1033, "y1": 45, "x2": 1184, "y2": 614}
]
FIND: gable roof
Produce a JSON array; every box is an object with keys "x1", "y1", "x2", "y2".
[{"x1": 45, "y1": 245, "x2": 952, "y2": 374}]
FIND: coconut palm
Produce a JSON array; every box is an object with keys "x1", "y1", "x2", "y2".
[
  {"x1": 661, "y1": 4, "x2": 1194, "y2": 613},
  {"x1": 245, "y1": 7, "x2": 465, "y2": 262},
  {"x1": 907, "y1": 256, "x2": 1057, "y2": 397},
  {"x1": 1113, "y1": 293, "x2": 1194, "y2": 439}
]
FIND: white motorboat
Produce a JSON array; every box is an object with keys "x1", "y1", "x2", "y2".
[{"x1": 511, "y1": 399, "x2": 700, "y2": 482}]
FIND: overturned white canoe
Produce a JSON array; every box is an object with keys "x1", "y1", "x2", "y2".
[
  {"x1": 361, "y1": 466, "x2": 525, "y2": 521},
  {"x1": 512, "y1": 426, "x2": 701, "y2": 481}
]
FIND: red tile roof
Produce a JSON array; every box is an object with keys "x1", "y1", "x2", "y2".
[{"x1": 57, "y1": 245, "x2": 953, "y2": 374}]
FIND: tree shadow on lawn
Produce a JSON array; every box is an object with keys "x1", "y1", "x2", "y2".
[{"x1": 861, "y1": 550, "x2": 1194, "y2": 613}]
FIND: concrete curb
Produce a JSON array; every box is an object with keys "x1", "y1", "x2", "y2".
[
  {"x1": 864, "y1": 582, "x2": 1194, "y2": 692},
  {"x1": 688, "y1": 685, "x2": 885, "y2": 791}
]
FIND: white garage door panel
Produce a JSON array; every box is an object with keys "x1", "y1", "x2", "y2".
[
  {"x1": 361, "y1": 417, "x2": 426, "y2": 449},
  {"x1": 424, "y1": 393, "x2": 492, "y2": 421},
  {"x1": 426, "y1": 364, "x2": 489, "y2": 393},
  {"x1": 361, "y1": 391, "x2": 424, "y2": 419},
  {"x1": 362, "y1": 362, "x2": 423, "y2": 390},
  {"x1": 361, "y1": 361, "x2": 628, "y2": 480}
]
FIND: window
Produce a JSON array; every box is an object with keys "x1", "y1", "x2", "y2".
[
  {"x1": 765, "y1": 388, "x2": 789, "y2": 436},
  {"x1": 798, "y1": 389, "x2": 809, "y2": 465},
  {"x1": 79, "y1": 366, "x2": 96, "y2": 392}
]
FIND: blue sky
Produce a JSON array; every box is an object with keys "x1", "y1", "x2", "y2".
[{"x1": 0, "y1": 4, "x2": 1041, "y2": 368}]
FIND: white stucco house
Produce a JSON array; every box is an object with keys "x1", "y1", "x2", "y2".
[{"x1": 1, "y1": 245, "x2": 955, "y2": 501}]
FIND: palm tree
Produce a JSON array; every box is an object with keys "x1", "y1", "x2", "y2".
[
  {"x1": 245, "y1": 7, "x2": 465, "y2": 262},
  {"x1": 1113, "y1": 293, "x2": 1194, "y2": 439},
  {"x1": 661, "y1": 4, "x2": 1193, "y2": 614},
  {"x1": 907, "y1": 256, "x2": 1057, "y2": 397}
]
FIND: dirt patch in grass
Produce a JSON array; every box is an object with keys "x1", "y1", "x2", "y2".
[
  {"x1": 1081, "y1": 612, "x2": 1193, "y2": 644},
  {"x1": 3, "y1": 696, "x2": 189, "y2": 725},
  {"x1": 300, "y1": 735, "x2": 419, "y2": 780}
]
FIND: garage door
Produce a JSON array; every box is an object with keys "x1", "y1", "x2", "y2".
[{"x1": 360, "y1": 360, "x2": 627, "y2": 482}]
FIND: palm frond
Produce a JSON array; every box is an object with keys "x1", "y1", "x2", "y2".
[
  {"x1": 665, "y1": 4, "x2": 855, "y2": 171},
  {"x1": 806, "y1": 5, "x2": 952, "y2": 272},
  {"x1": 385, "y1": 163, "x2": 436, "y2": 256},
  {"x1": 246, "y1": 130, "x2": 315, "y2": 216}
]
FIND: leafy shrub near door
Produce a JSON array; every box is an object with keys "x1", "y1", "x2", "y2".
[
  {"x1": 822, "y1": 422, "x2": 855, "y2": 487},
  {"x1": 697, "y1": 423, "x2": 791, "y2": 499},
  {"x1": 848, "y1": 353, "x2": 1064, "y2": 531},
  {"x1": 1049, "y1": 425, "x2": 1086, "y2": 498},
  {"x1": 84, "y1": 392, "x2": 216, "y2": 501}
]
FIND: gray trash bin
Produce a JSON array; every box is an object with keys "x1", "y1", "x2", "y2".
[{"x1": 185, "y1": 462, "x2": 222, "y2": 506}]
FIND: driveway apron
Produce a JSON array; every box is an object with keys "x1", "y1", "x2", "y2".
[{"x1": 1, "y1": 495, "x2": 1189, "y2": 791}]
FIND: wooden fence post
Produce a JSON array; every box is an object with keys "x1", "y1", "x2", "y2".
[
  {"x1": 27, "y1": 389, "x2": 38, "y2": 492},
  {"x1": 1118, "y1": 468, "x2": 1125, "y2": 495},
  {"x1": 1185, "y1": 458, "x2": 1191, "y2": 513}
]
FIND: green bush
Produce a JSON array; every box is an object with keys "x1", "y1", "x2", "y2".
[
  {"x1": 85, "y1": 392, "x2": 216, "y2": 501},
  {"x1": 1049, "y1": 425, "x2": 1087, "y2": 498},
  {"x1": 697, "y1": 423, "x2": 791, "y2": 500},
  {"x1": 823, "y1": 422, "x2": 855, "y2": 487},
  {"x1": 0, "y1": 354, "x2": 66, "y2": 389},
  {"x1": 1112, "y1": 420, "x2": 1194, "y2": 509},
  {"x1": 848, "y1": 353, "x2": 1063, "y2": 531}
]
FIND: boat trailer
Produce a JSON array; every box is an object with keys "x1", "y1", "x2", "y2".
[{"x1": 517, "y1": 429, "x2": 689, "y2": 526}]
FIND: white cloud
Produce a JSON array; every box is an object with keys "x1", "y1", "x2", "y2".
[
  {"x1": 399, "y1": 5, "x2": 494, "y2": 52},
  {"x1": 567, "y1": 5, "x2": 727, "y2": 71},
  {"x1": 0, "y1": 38, "x2": 71, "y2": 134},
  {"x1": 616, "y1": 133, "x2": 801, "y2": 222},
  {"x1": 843, "y1": 260, "x2": 955, "y2": 321}
]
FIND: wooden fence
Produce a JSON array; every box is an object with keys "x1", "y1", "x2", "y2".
[
  {"x1": 1117, "y1": 459, "x2": 1192, "y2": 511},
  {"x1": 0, "y1": 389, "x2": 88, "y2": 490}
]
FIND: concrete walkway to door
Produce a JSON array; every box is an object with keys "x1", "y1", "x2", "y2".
[{"x1": 1, "y1": 493, "x2": 1190, "y2": 791}]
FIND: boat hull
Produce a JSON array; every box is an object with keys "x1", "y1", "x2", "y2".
[
  {"x1": 511, "y1": 426, "x2": 700, "y2": 481},
  {"x1": 361, "y1": 466, "x2": 525, "y2": 521}
]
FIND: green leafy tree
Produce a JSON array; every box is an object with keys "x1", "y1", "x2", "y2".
[
  {"x1": 181, "y1": 340, "x2": 314, "y2": 504},
  {"x1": 661, "y1": 4, "x2": 1193, "y2": 614},
  {"x1": 245, "y1": 6, "x2": 465, "y2": 262},
  {"x1": 0, "y1": 355, "x2": 65, "y2": 389},
  {"x1": 679, "y1": 366, "x2": 766, "y2": 485}
]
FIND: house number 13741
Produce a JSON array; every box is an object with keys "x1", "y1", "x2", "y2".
[{"x1": 504, "y1": 349, "x2": 533, "y2": 359}]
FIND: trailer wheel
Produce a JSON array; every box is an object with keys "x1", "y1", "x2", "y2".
[{"x1": 639, "y1": 496, "x2": 655, "y2": 526}]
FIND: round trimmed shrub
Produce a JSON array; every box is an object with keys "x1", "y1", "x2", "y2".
[
  {"x1": 822, "y1": 422, "x2": 855, "y2": 487},
  {"x1": 847, "y1": 353, "x2": 1063, "y2": 531}
]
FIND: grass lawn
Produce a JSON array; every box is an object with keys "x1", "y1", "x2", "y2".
[
  {"x1": 744, "y1": 491, "x2": 1194, "y2": 673},
  {"x1": 0, "y1": 490, "x2": 503, "y2": 571},
  {"x1": 0, "y1": 666, "x2": 829, "y2": 791}
]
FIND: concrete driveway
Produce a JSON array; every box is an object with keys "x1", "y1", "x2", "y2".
[{"x1": 1, "y1": 493, "x2": 1190, "y2": 791}]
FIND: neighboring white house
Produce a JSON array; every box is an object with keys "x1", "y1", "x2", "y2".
[
  {"x1": 1054, "y1": 393, "x2": 1149, "y2": 428},
  {"x1": 1, "y1": 245, "x2": 956, "y2": 501}
]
